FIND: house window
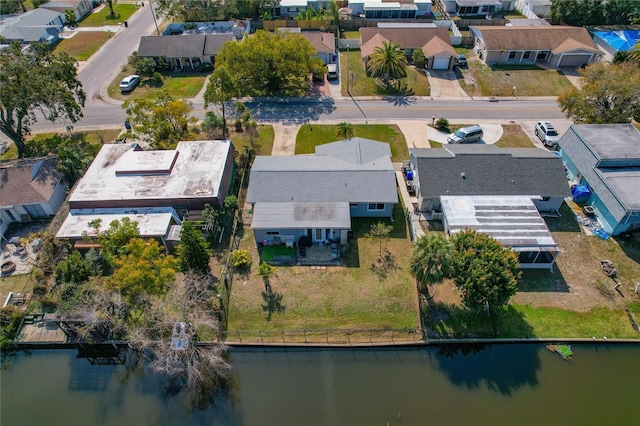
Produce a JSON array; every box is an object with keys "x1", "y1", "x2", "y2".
[
  {"x1": 266, "y1": 231, "x2": 280, "y2": 235},
  {"x1": 315, "y1": 228, "x2": 323, "y2": 240},
  {"x1": 536, "y1": 51, "x2": 548, "y2": 61},
  {"x1": 523, "y1": 51, "x2": 531, "y2": 59},
  {"x1": 368, "y1": 203, "x2": 385, "y2": 211},
  {"x1": 508, "y1": 51, "x2": 517, "y2": 60}
]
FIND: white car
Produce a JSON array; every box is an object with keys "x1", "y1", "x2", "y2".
[
  {"x1": 535, "y1": 121, "x2": 560, "y2": 148},
  {"x1": 119, "y1": 75, "x2": 140, "y2": 92}
]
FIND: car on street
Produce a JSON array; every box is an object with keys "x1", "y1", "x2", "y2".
[
  {"x1": 535, "y1": 121, "x2": 560, "y2": 148},
  {"x1": 119, "y1": 75, "x2": 140, "y2": 92},
  {"x1": 456, "y1": 54, "x2": 468, "y2": 68}
]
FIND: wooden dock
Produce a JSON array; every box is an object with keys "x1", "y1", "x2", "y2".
[{"x1": 16, "y1": 314, "x2": 67, "y2": 344}]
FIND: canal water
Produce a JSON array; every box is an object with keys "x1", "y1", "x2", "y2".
[{"x1": 1, "y1": 344, "x2": 638, "y2": 426}]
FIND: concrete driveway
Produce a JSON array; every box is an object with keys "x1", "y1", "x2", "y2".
[
  {"x1": 427, "y1": 70, "x2": 471, "y2": 99},
  {"x1": 426, "y1": 123, "x2": 503, "y2": 145}
]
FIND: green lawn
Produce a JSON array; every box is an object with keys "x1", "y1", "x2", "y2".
[
  {"x1": 424, "y1": 301, "x2": 640, "y2": 339},
  {"x1": 495, "y1": 124, "x2": 535, "y2": 148},
  {"x1": 108, "y1": 65, "x2": 208, "y2": 100},
  {"x1": 78, "y1": 4, "x2": 138, "y2": 27},
  {"x1": 459, "y1": 62, "x2": 574, "y2": 97},
  {"x1": 53, "y1": 31, "x2": 112, "y2": 61},
  {"x1": 296, "y1": 124, "x2": 408, "y2": 161},
  {"x1": 260, "y1": 245, "x2": 296, "y2": 261},
  {"x1": 341, "y1": 31, "x2": 360, "y2": 39},
  {"x1": 230, "y1": 125, "x2": 275, "y2": 156},
  {"x1": 0, "y1": 275, "x2": 33, "y2": 308},
  {"x1": 340, "y1": 51, "x2": 430, "y2": 97}
]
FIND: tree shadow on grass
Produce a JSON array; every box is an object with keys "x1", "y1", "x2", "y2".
[
  {"x1": 261, "y1": 288, "x2": 285, "y2": 322},
  {"x1": 422, "y1": 300, "x2": 536, "y2": 339},
  {"x1": 369, "y1": 249, "x2": 399, "y2": 281}
]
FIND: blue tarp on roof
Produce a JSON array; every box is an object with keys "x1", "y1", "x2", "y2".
[{"x1": 593, "y1": 30, "x2": 640, "y2": 52}]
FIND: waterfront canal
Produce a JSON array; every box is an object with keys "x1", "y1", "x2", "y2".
[{"x1": 1, "y1": 343, "x2": 638, "y2": 425}]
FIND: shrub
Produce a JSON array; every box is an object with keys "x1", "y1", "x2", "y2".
[
  {"x1": 148, "y1": 72, "x2": 164, "y2": 87},
  {"x1": 234, "y1": 119, "x2": 243, "y2": 132},
  {"x1": 0, "y1": 306, "x2": 24, "y2": 351},
  {"x1": 412, "y1": 49, "x2": 427, "y2": 69},
  {"x1": 135, "y1": 57, "x2": 157, "y2": 77},
  {"x1": 435, "y1": 118, "x2": 450, "y2": 131},
  {"x1": 231, "y1": 249, "x2": 251, "y2": 270}
]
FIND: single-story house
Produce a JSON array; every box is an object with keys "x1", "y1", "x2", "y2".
[
  {"x1": 408, "y1": 144, "x2": 570, "y2": 214},
  {"x1": 270, "y1": 0, "x2": 333, "y2": 18},
  {"x1": 522, "y1": 0, "x2": 551, "y2": 18},
  {"x1": 441, "y1": 195, "x2": 560, "y2": 269},
  {"x1": 137, "y1": 33, "x2": 235, "y2": 70},
  {"x1": 1, "y1": 156, "x2": 68, "y2": 239},
  {"x1": 56, "y1": 207, "x2": 182, "y2": 250},
  {"x1": 162, "y1": 21, "x2": 250, "y2": 39},
  {"x1": 559, "y1": 124, "x2": 640, "y2": 236},
  {"x1": 300, "y1": 31, "x2": 336, "y2": 65},
  {"x1": 40, "y1": 0, "x2": 93, "y2": 22},
  {"x1": 441, "y1": 0, "x2": 513, "y2": 16},
  {"x1": 348, "y1": 0, "x2": 433, "y2": 19},
  {"x1": 470, "y1": 25, "x2": 602, "y2": 67},
  {"x1": 0, "y1": 9, "x2": 65, "y2": 45},
  {"x1": 67, "y1": 140, "x2": 235, "y2": 212},
  {"x1": 591, "y1": 29, "x2": 640, "y2": 58},
  {"x1": 246, "y1": 138, "x2": 398, "y2": 246},
  {"x1": 360, "y1": 27, "x2": 457, "y2": 70}
]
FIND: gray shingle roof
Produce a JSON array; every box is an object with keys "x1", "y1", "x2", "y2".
[
  {"x1": 0, "y1": 9, "x2": 64, "y2": 42},
  {"x1": 247, "y1": 139, "x2": 397, "y2": 204},
  {"x1": 0, "y1": 156, "x2": 64, "y2": 206},
  {"x1": 559, "y1": 124, "x2": 640, "y2": 220},
  {"x1": 137, "y1": 34, "x2": 233, "y2": 58},
  {"x1": 410, "y1": 145, "x2": 570, "y2": 199}
]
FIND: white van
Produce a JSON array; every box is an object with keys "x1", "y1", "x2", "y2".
[{"x1": 447, "y1": 125, "x2": 483, "y2": 144}]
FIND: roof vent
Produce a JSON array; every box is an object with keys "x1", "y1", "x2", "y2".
[{"x1": 461, "y1": 172, "x2": 466, "y2": 179}]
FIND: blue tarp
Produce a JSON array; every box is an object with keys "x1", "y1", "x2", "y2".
[{"x1": 571, "y1": 185, "x2": 591, "y2": 203}]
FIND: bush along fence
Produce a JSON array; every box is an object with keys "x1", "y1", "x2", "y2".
[{"x1": 222, "y1": 328, "x2": 425, "y2": 346}]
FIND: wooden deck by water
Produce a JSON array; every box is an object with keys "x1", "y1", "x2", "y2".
[{"x1": 17, "y1": 315, "x2": 67, "y2": 344}]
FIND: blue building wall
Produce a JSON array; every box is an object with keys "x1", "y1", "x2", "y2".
[{"x1": 349, "y1": 202, "x2": 394, "y2": 217}]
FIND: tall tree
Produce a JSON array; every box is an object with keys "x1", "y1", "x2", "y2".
[
  {"x1": 215, "y1": 30, "x2": 324, "y2": 96},
  {"x1": 558, "y1": 62, "x2": 640, "y2": 123},
  {"x1": 336, "y1": 122, "x2": 354, "y2": 140},
  {"x1": 450, "y1": 230, "x2": 520, "y2": 336},
  {"x1": 365, "y1": 222, "x2": 392, "y2": 255},
  {"x1": 123, "y1": 90, "x2": 197, "y2": 149},
  {"x1": 0, "y1": 42, "x2": 85, "y2": 159},
  {"x1": 154, "y1": 0, "x2": 224, "y2": 21},
  {"x1": 409, "y1": 234, "x2": 454, "y2": 298},
  {"x1": 177, "y1": 222, "x2": 212, "y2": 274},
  {"x1": 109, "y1": 238, "x2": 179, "y2": 300},
  {"x1": 203, "y1": 66, "x2": 237, "y2": 139},
  {"x1": 97, "y1": 217, "x2": 141, "y2": 262},
  {"x1": 105, "y1": 0, "x2": 117, "y2": 17},
  {"x1": 550, "y1": 0, "x2": 636, "y2": 26},
  {"x1": 256, "y1": 262, "x2": 277, "y2": 291},
  {"x1": 366, "y1": 41, "x2": 408, "y2": 86}
]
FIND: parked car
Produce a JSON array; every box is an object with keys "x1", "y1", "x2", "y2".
[
  {"x1": 447, "y1": 125, "x2": 483, "y2": 144},
  {"x1": 456, "y1": 54, "x2": 468, "y2": 68},
  {"x1": 535, "y1": 121, "x2": 560, "y2": 148},
  {"x1": 119, "y1": 75, "x2": 140, "y2": 92},
  {"x1": 327, "y1": 64, "x2": 338, "y2": 80}
]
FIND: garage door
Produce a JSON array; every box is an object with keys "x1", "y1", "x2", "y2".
[
  {"x1": 432, "y1": 56, "x2": 450, "y2": 70},
  {"x1": 558, "y1": 54, "x2": 591, "y2": 67}
]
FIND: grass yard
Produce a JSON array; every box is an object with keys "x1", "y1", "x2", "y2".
[
  {"x1": 0, "y1": 275, "x2": 33, "y2": 308},
  {"x1": 78, "y1": 4, "x2": 138, "y2": 27},
  {"x1": 429, "y1": 140, "x2": 444, "y2": 148},
  {"x1": 229, "y1": 125, "x2": 275, "y2": 156},
  {"x1": 53, "y1": 32, "x2": 112, "y2": 61},
  {"x1": 342, "y1": 31, "x2": 360, "y2": 39},
  {"x1": 495, "y1": 124, "x2": 536, "y2": 148},
  {"x1": 108, "y1": 65, "x2": 208, "y2": 100},
  {"x1": 296, "y1": 124, "x2": 408, "y2": 161},
  {"x1": 226, "y1": 203, "x2": 418, "y2": 339},
  {"x1": 340, "y1": 51, "x2": 430, "y2": 97},
  {"x1": 260, "y1": 245, "x2": 296, "y2": 261},
  {"x1": 459, "y1": 62, "x2": 574, "y2": 97}
]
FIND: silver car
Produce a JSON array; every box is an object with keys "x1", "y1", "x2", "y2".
[
  {"x1": 535, "y1": 121, "x2": 560, "y2": 148},
  {"x1": 119, "y1": 75, "x2": 140, "y2": 92}
]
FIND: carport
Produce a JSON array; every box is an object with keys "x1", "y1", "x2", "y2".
[{"x1": 440, "y1": 195, "x2": 560, "y2": 270}]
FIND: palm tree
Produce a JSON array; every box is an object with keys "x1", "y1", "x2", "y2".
[
  {"x1": 409, "y1": 234, "x2": 454, "y2": 299},
  {"x1": 627, "y1": 41, "x2": 640, "y2": 64},
  {"x1": 366, "y1": 41, "x2": 408, "y2": 86},
  {"x1": 336, "y1": 122, "x2": 354, "y2": 140}
]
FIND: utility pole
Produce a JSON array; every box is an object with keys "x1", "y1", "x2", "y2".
[
  {"x1": 149, "y1": 0, "x2": 160, "y2": 35},
  {"x1": 346, "y1": 43, "x2": 350, "y2": 95}
]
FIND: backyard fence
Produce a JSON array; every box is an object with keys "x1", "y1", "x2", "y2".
[{"x1": 223, "y1": 328, "x2": 425, "y2": 346}]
